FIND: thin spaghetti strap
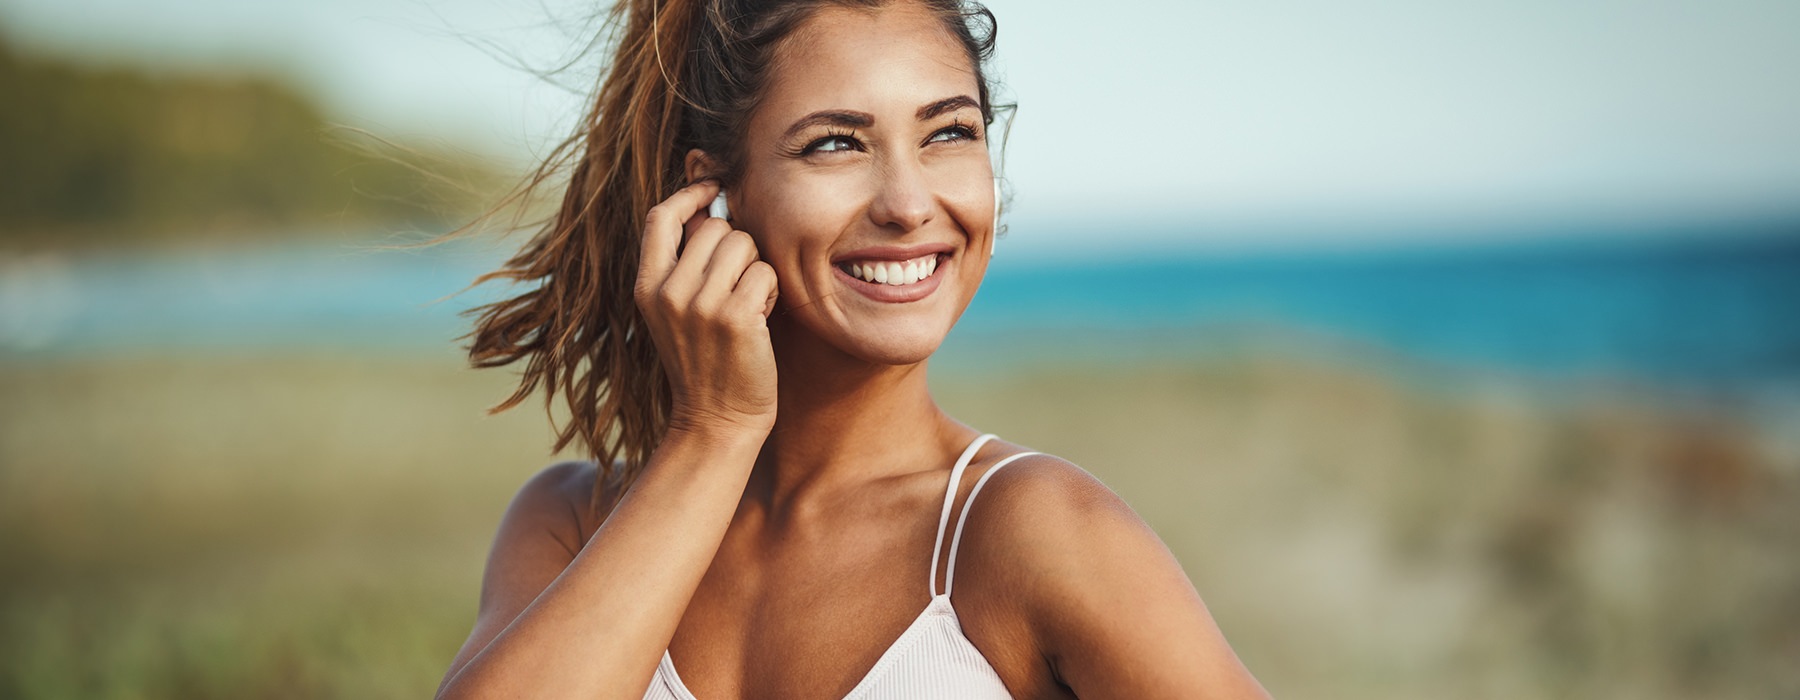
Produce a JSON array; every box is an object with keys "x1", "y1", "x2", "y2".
[
  {"x1": 930, "y1": 433, "x2": 996, "y2": 598},
  {"x1": 944, "y1": 451, "x2": 1042, "y2": 598}
]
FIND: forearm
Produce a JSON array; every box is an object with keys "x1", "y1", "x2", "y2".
[{"x1": 438, "y1": 425, "x2": 764, "y2": 700}]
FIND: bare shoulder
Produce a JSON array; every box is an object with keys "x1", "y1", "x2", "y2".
[
  {"x1": 957, "y1": 450, "x2": 1164, "y2": 591},
  {"x1": 439, "y1": 459, "x2": 620, "y2": 693},
  {"x1": 496, "y1": 459, "x2": 616, "y2": 559},
  {"x1": 970, "y1": 450, "x2": 1133, "y2": 527},
  {"x1": 959, "y1": 448, "x2": 1271, "y2": 698}
]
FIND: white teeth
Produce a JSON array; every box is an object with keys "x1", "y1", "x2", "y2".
[{"x1": 844, "y1": 254, "x2": 940, "y2": 285}]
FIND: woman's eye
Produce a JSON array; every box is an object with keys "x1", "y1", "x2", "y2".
[
  {"x1": 809, "y1": 135, "x2": 858, "y2": 154},
  {"x1": 928, "y1": 126, "x2": 977, "y2": 144}
]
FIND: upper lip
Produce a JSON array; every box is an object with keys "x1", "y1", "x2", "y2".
[{"x1": 830, "y1": 242, "x2": 955, "y2": 264}]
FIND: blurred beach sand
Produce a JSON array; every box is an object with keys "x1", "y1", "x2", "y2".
[{"x1": 2, "y1": 352, "x2": 1795, "y2": 699}]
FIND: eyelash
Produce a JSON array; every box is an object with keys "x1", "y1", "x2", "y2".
[
  {"x1": 795, "y1": 128, "x2": 861, "y2": 157},
  {"x1": 935, "y1": 119, "x2": 982, "y2": 145},
  {"x1": 793, "y1": 120, "x2": 982, "y2": 157}
]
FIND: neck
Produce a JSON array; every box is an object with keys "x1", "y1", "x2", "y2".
[{"x1": 744, "y1": 321, "x2": 967, "y2": 516}]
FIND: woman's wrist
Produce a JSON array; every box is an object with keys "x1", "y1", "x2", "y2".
[{"x1": 663, "y1": 411, "x2": 772, "y2": 456}]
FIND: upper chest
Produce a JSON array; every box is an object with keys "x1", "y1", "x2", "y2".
[
  {"x1": 660, "y1": 482, "x2": 1054, "y2": 698},
  {"x1": 669, "y1": 491, "x2": 940, "y2": 698}
]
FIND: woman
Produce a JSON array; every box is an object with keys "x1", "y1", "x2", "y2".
[{"x1": 435, "y1": 0, "x2": 1270, "y2": 697}]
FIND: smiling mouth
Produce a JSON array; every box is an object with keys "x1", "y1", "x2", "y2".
[{"x1": 835, "y1": 253, "x2": 941, "y2": 286}]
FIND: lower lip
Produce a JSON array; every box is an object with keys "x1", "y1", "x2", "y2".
[{"x1": 835, "y1": 256, "x2": 947, "y2": 303}]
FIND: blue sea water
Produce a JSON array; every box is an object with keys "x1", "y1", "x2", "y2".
[
  {"x1": 3, "y1": 223, "x2": 1797, "y2": 395},
  {"x1": 952, "y1": 227, "x2": 1800, "y2": 392}
]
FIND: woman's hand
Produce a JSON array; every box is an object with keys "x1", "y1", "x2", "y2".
[
  {"x1": 636, "y1": 180, "x2": 781, "y2": 438},
  {"x1": 439, "y1": 202, "x2": 779, "y2": 698},
  {"x1": 437, "y1": 187, "x2": 777, "y2": 697}
]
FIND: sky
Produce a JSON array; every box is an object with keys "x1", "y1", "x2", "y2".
[{"x1": 4, "y1": 0, "x2": 1799, "y2": 253}]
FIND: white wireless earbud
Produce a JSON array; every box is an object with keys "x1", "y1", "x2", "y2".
[
  {"x1": 990, "y1": 179, "x2": 1001, "y2": 257},
  {"x1": 709, "y1": 189, "x2": 731, "y2": 220}
]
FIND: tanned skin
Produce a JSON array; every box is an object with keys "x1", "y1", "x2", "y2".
[{"x1": 435, "y1": 4, "x2": 1272, "y2": 699}]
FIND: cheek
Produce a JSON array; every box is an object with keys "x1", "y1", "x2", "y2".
[
  {"x1": 739, "y1": 182, "x2": 851, "y2": 292},
  {"x1": 741, "y1": 172, "x2": 860, "y2": 249},
  {"x1": 764, "y1": 181, "x2": 854, "y2": 230},
  {"x1": 927, "y1": 158, "x2": 996, "y2": 234}
]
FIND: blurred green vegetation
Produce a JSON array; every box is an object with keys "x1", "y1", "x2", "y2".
[
  {"x1": 1, "y1": 353, "x2": 1795, "y2": 699},
  {"x1": 0, "y1": 37, "x2": 508, "y2": 248}
]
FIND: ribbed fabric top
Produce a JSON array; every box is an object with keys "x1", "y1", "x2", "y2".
[{"x1": 642, "y1": 433, "x2": 1036, "y2": 699}]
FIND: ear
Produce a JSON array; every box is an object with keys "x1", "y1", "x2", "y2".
[{"x1": 684, "y1": 149, "x2": 726, "y2": 185}]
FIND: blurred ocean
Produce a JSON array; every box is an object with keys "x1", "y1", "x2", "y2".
[
  {"x1": 3, "y1": 222, "x2": 1797, "y2": 395},
  {"x1": 957, "y1": 223, "x2": 1800, "y2": 396}
]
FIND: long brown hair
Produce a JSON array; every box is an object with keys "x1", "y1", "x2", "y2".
[{"x1": 455, "y1": 0, "x2": 1004, "y2": 510}]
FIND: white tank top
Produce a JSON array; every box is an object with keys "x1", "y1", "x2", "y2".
[{"x1": 642, "y1": 433, "x2": 1036, "y2": 699}]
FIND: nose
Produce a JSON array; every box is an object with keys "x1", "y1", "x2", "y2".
[{"x1": 866, "y1": 157, "x2": 934, "y2": 233}]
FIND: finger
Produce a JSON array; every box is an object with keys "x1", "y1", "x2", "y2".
[
  {"x1": 728, "y1": 260, "x2": 780, "y2": 319},
  {"x1": 680, "y1": 208, "x2": 710, "y2": 254},
  {"x1": 638, "y1": 180, "x2": 720, "y2": 291},
  {"x1": 695, "y1": 230, "x2": 762, "y2": 305},
  {"x1": 662, "y1": 216, "x2": 735, "y2": 299},
  {"x1": 763, "y1": 273, "x2": 781, "y2": 318}
]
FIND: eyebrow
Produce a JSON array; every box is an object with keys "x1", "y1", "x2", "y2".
[
  {"x1": 781, "y1": 110, "x2": 874, "y2": 141},
  {"x1": 780, "y1": 95, "x2": 983, "y2": 141},
  {"x1": 916, "y1": 95, "x2": 981, "y2": 121}
]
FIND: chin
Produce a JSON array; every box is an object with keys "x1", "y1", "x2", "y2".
[
  {"x1": 836, "y1": 320, "x2": 953, "y2": 367},
  {"x1": 857, "y1": 340, "x2": 943, "y2": 366}
]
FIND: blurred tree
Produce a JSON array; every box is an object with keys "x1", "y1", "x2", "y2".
[{"x1": 0, "y1": 36, "x2": 505, "y2": 246}]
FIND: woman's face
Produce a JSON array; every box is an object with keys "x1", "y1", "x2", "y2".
[{"x1": 726, "y1": 3, "x2": 995, "y2": 366}]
